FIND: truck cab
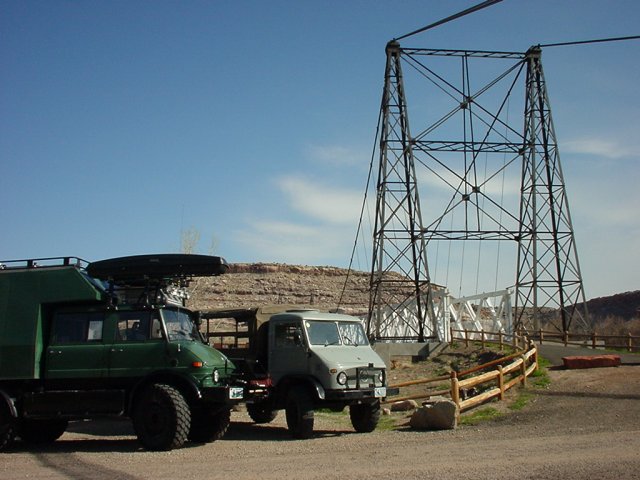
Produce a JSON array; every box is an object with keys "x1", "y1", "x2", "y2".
[
  {"x1": 203, "y1": 307, "x2": 396, "y2": 438},
  {"x1": 0, "y1": 254, "x2": 243, "y2": 451}
]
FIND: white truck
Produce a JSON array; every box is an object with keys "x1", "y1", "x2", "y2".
[{"x1": 202, "y1": 307, "x2": 397, "y2": 438}]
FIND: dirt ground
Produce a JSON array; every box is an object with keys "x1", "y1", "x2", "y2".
[{"x1": 1, "y1": 361, "x2": 639, "y2": 480}]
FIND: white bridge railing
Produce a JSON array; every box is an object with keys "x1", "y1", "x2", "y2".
[{"x1": 365, "y1": 288, "x2": 513, "y2": 342}]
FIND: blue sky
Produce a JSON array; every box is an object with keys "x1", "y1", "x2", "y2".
[{"x1": 1, "y1": 0, "x2": 638, "y2": 300}]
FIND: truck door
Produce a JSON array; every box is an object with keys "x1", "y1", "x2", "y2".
[
  {"x1": 269, "y1": 320, "x2": 309, "y2": 383},
  {"x1": 107, "y1": 310, "x2": 168, "y2": 379},
  {"x1": 45, "y1": 311, "x2": 109, "y2": 380}
]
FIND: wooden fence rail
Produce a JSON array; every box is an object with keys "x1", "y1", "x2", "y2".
[
  {"x1": 524, "y1": 329, "x2": 639, "y2": 353},
  {"x1": 386, "y1": 329, "x2": 539, "y2": 415}
]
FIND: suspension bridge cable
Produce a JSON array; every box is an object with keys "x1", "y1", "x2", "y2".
[
  {"x1": 539, "y1": 35, "x2": 640, "y2": 48},
  {"x1": 393, "y1": 0, "x2": 504, "y2": 42},
  {"x1": 337, "y1": 104, "x2": 383, "y2": 310}
]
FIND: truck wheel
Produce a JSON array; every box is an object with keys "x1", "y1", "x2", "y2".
[
  {"x1": 188, "y1": 407, "x2": 231, "y2": 443},
  {"x1": 133, "y1": 383, "x2": 191, "y2": 451},
  {"x1": 247, "y1": 403, "x2": 278, "y2": 424},
  {"x1": 19, "y1": 419, "x2": 68, "y2": 444},
  {"x1": 350, "y1": 400, "x2": 381, "y2": 433},
  {"x1": 285, "y1": 387, "x2": 314, "y2": 439},
  {"x1": 0, "y1": 408, "x2": 15, "y2": 451}
]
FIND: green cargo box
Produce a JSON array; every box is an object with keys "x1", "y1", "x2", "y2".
[{"x1": 0, "y1": 267, "x2": 105, "y2": 379}]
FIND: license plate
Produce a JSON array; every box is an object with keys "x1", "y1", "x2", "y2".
[
  {"x1": 229, "y1": 387, "x2": 244, "y2": 400},
  {"x1": 374, "y1": 387, "x2": 386, "y2": 398}
]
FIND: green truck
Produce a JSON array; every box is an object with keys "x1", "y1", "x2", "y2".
[
  {"x1": 0, "y1": 254, "x2": 243, "y2": 451},
  {"x1": 203, "y1": 306, "x2": 398, "y2": 438}
]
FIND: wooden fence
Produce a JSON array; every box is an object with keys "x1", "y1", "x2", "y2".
[
  {"x1": 386, "y1": 328, "x2": 538, "y2": 414},
  {"x1": 524, "y1": 329, "x2": 639, "y2": 353}
]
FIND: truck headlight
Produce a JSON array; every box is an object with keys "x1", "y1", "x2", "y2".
[
  {"x1": 212, "y1": 368, "x2": 220, "y2": 383},
  {"x1": 336, "y1": 371, "x2": 348, "y2": 385}
]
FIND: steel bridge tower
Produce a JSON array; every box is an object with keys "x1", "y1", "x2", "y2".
[{"x1": 367, "y1": 42, "x2": 590, "y2": 339}]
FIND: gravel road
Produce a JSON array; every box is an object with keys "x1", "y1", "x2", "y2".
[{"x1": 2, "y1": 365, "x2": 639, "y2": 480}]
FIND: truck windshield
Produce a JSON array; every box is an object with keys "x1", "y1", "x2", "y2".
[
  {"x1": 337, "y1": 322, "x2": 369, "y2": 346},
  {"x1": 305, "y1": 320, "x2": 369, "y2": 346},
  {"x1": 163, "y1": 309, "x2": 199, "y2": 342}
]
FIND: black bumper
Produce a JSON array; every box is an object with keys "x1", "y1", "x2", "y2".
[
  {"x1": 324, "y1": 387, "x2": 399, "y2": 402},
  {"x1": 200, "y1": 385, "x2": 244, "y2": 405}
]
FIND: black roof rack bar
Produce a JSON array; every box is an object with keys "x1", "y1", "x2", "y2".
[{"x1": 0, "y1": 256, "x2": 89, "y2": 270}]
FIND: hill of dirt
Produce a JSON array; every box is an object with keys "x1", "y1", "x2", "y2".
[
  {"x1": 189, "y1": 263, "x2": 371, "y2": 316},
  {"x1": 188, "y1": 263, "x2": 640, "y2": 330}
]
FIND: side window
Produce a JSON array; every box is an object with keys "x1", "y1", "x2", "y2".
[
  {"x1": 51, "y1": 312, "x2": 104, "y2": 344},
  {"x1": 116, "y1": 311, "x2": 161, "y2": 342},
  {"x1": 274, "y1": 323, "x2": 304, "y2": 348}
]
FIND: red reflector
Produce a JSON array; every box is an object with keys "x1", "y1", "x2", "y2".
[
  {"x1": 192, "y1": 361, "x2": 204, "y2": 368},
  {"x1": 249, "y1": 377, "x2": 273, "y2": 388}
]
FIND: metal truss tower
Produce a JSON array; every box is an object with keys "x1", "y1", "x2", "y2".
[
  {"x1": 367, "y1": 42, "x2": 590, "y2": 340},
  {"x1": 516, "y1": 47, "x2": 590, "y2": 333},
  {"x1": 367, "y1": 41, "x2": 436, "y2": 342}
]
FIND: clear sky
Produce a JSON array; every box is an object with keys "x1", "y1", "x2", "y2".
[{"x1": 1, "y1": 0, "x2": 638, "y2": 300}]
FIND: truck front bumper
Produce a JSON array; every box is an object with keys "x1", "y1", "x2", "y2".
[
  {"x1": 200, "y1": 385, "x2": 244, "y2": 405},
  {"x1": 324, "y1": 386, "x2": 399, "y2": 402}
]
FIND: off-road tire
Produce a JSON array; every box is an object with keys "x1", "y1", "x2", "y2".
[
  {"x1": 19, "y1": 419, "x2": 68, "y2": 444},
  {"x1": 285, "y1": 386, "x2": 315, "y2": 439},
  {"x1": 188, "y1": 407, "x2": 231, "y2": 443},
  {"x1": 0, "y1": 407, "x2": 15, "y2": 451},
  {"x1": 133, "y1": 383, "x2": 191, "y2": 451},
  {"x1": 349, "y1": 400, "x2": 381, "y2": 433},
  {"x1": 247, "y1": 403, "x2": 278, "y2": 424}
]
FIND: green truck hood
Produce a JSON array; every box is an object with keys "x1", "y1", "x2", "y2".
[{"x1": 179, "y1": 341, "x2": 235, "y2": 373}]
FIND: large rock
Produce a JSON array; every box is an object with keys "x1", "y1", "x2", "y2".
[
  {"x1": 409, "y1": 396, "x2": 458, "y2": 430},
  {"x1": 390, "y1": 399, "x2": 419, "y2": 412},
  {"x1": 562, "y1": 355, "x2": 621, "y2": 369}
]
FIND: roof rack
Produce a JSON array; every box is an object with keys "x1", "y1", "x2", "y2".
[{"x1": 0, "y1": 256, "x2": 88, "y2": 271}]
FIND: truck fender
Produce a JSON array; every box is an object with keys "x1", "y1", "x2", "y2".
[
  {"x1": 0, "y1": 390, "x2": 18, "y2": 418},
  {"x1": 308, "y1": 377, "x2": 326, "y2": 400},
  {"x1": 279, "y1": 376, "x2": 326, "y2": 401},
  {"x1": 128, "y1": 371, "x2": 201, "y2": 412}
]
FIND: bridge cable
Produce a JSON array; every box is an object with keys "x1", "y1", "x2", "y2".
[{"x1": 393, "y1": 0, "x2": 504, "y2": 42}]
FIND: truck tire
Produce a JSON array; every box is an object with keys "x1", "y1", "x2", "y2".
[
  {"x1": 349, "y1": 400, "x2": 381, "y2": 433},
  {"x1": 133, "y1": 383, "x2": 191, "y2": 451},
  {"x1": 188, "y1": 407, "x2": 231, "y2": 443},
  {"x1": 285, "y1": 386, "x2": 314, "y2": 439},
  {"x1": 19, "y1": 419, "x2": 68, "y2": 444},
  {"x1": 247, "y1": 403, "x2": 278, "y2": 424},
  {"x1": 0, "y1": 407, "x2": 15, "y2": 451}
]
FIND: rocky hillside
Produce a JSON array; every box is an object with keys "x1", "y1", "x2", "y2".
[
  {"x1": 189, "y1": 263, "x2": 640, "y2": 328},
  {"x1": 189, "y1": 263, "x2": 371, "y2": 316}
]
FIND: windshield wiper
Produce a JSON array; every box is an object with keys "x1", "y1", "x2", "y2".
[{"x1": 342, "y1": 335, "x2": 357, "y2": 346}]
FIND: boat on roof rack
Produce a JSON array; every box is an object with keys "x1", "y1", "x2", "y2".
[{"x1": 86, "y1": 253, "x2": 228, "y2": 281}]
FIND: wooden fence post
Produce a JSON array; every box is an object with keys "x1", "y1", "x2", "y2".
[
  {"x1": 591, "y1": 331, "x2": 597, "y2": 350},
  {"x1": 563, "y1": 331, "x2": 569, "y2": 347},
  {"x1": 539, "y1": 329, "x2": 544, "y2": 345},
  {"x1": 450, "y1": 326, "x2": 454, "y2": 346},
  {"x1": 628, "y1": 332, "x2": 633, "y2": 353},
  {"x1": 464, "y1": 329, "x2": 469, "y2": 348},
  {"x1": 520, "y1": 355, "x2": 527, "y2": 387},
  {"x1": 481, "y1": 329, "x2": 485, "y2": 349},
  {"x1": 498, "y1": 331, "x2": 504, "y2": 351},
  {"x1": 450, "y1": 371, "x2": 460, "y2": 410},
  {"x1": 498, "y1": 365, "x2": 505, "y2": 401}
]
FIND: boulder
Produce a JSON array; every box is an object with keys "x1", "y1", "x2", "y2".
[
  {"x1": 562, "y1": 355, "x2": 621, "y2": 369},
  {"x1": 390, "y1": 399, "x2": 419, "y2": 412},
  {"x1": 409, "y1": 396, "x2": 458, "y2": 430}
]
